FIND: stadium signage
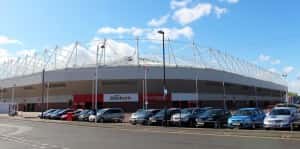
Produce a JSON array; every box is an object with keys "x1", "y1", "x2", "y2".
[{"x1": 104, "y1": 93, "x2": 138, "y2": 102}]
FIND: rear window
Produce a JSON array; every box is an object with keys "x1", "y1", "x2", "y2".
[{"x1": 270, "y1": 109, "x2": 291, "y2": 115}]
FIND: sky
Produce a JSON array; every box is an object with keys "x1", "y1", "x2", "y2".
[{"x1": 0, "y1": 0, "x2": 299, "y2": 93}]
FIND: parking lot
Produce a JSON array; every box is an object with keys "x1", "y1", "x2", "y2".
[
  {"x1": 31, "y1": 103, "x2": 300, "y2": 132},
  {"x1": 1, "y1": 115, "x2": 300, "y2": 149}
]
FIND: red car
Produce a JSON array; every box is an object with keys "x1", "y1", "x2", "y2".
[{"x1": 60, "y1": 109, "x2": 83, "y2": 120}]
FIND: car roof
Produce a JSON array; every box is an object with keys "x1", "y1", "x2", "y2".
[
  {"x1": 239, "y1": 108, "x2": 259, "y2": 111},
  {"x1": 273, "y1": 107, "x2": 295, "y2": 110},
  {"x1": 210, "y1": 108, "x2": 225, "y2": 111}
]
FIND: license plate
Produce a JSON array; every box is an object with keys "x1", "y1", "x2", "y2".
[
  {"x1": 197, "y1": 122, "x2": 204, "y2": 125},
  {"x1": 232, "y1": 123, "x2": 240, "y2": 126},
  {"x1": 151, "y1": 120, "x2": 157, "y2": 122}
]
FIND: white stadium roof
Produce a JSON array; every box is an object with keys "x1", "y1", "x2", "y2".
[{"x1": 0, "y1": 38, "x2": 286, "y2": 87}]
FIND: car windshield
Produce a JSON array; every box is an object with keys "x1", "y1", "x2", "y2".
[
  {"x1": 181, "y1": 108, "x2": 193, "y2": 114},
  {"x1": 155, "y1": 109, "x2": 166, "y2": 116},
  {"x1": 136, "y1": 110, "x2": 147, "y2": 116},
  {"x1": 45, "y1": 109, "x2": 55, "y2": 113},
  {"x1": 88, "y1": 110, "x2": 96, "y2": 115},
  {"x1": 234, "y1": 110, "x2": 254, "y2": 116},
  {"x1": 97, "y1": 109, "x2": 107, "y2": 115},
  {"x1": 197, "y1": 108, "x2": 210, "y2": 115},
  {"x1": 270, "y1": 109, "x2": 291, "y2": 115},
  {"x1": 80, "y1": 110, "x2": 90, "y2": 114},
  {"x1": 53, "y1": 110, "x2": 62, "y2": 114},
  {"x1": 201, "y1": 109, "x2": 221, "y2": 117}
]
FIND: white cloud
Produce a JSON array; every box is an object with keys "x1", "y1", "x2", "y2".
[
  {"x1": 289, "y1": 80, "x2": 300, "y2": 94},
  {"x1": 146, "y1": 26, "x2": 194, "y2": 40},
  {"x1": 219, "y1": 0, "x2": 239, "y2": 4},
  {"x1": 268, "y1": 68, "x2": 277, "y2": 73},
  {"x1": 227, "y1": 0, "x2": 239, "y2": 4},
  {"x1": 170, "y1": 0, "x2": 192, "y2": 10},
  {"x1": 283, "y1": 66, "x2": 294, "y2": 74},
  {"x1": 0, "y1": 35, "x2": 22, "y2": 45},
  {"x1": 97, "y1": 26, "x2": 193, "y2": 40},
  {"x1": 271, "y1": 59, "x2": 281, "y2": 65},
  {"x1": 148, "y1": 14, "x2": 170, "y2": 27},
  {"x1": 214, "y1": 6, "x2": 227, "y2": 19},
  {"x1": 88, "y1": 37, "x2": 137, "y2": 65},
  {"x1": 16, "y1": 49, "x2": 36, "y2": 57},
  {"x1": 258, "y1": 54, "x2": 270, "y2": 62},
  {"x1": 173, "y1": 3, "x2": 212, "y2": 25},
  {"x1": 97, "y1": 27, "x2": 144, "y2": 36}
]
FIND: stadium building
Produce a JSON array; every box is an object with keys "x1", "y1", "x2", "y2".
[{"x1": 0, "y1": 39, "x2": 287, "y2": 112}]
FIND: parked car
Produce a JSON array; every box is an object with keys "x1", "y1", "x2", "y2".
[
  {"x1": 50, "y1": 108, "x2": 73, "y2": 120},
  {"x1": 38, "y1": 109, "x2": 56, "y2": 119},
  {"x1": 60, "y1": 109, "x2": 83, "y2": 120},
  {"x1": 95, "y1": 108, "x2": 124, "y2": 123},
  {"x1": 79, "y1": 109, "x2": 96, "y2": 121},
  {"x1": 71, "y1": 109, "x2": 85, "y2": 120},
  {"x1": 228, "y1": 108, "x2": 265, "y2": 129},
  {"x1": 129, "y1": 109, "x2": 160, "y2": 125},
  {"x1": 46, "y1": 109, "x2": 62, "y2": 119},
  {"x1": 292, "y1": 116, "x2": 300, "y2": 130},
  {"x1": 264, "y1": 107, "x2": 297, "y2": 129},
  {"x1": 148, "y1": 108, "x2": 181, "y2": 126},
  {"x1": 170, "y1": 107, "x2": 212, "y2": 127},
  {"x1": 89, "y1": 109, "x2": 102, "y2": 122},
  {"x1": 195, "y1": 108, "x2": 231, "y2": 128}
]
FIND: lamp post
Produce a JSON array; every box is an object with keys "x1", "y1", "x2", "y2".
[
  {"x1": 282, "y1": 74, "x2": 288, "y2": 103},
  {"x1": 158, "y1": 30, "x2": 168, "y2": 126},
  {"x1": 95, "y1": 44, "x2": 100, "y2": 123}
]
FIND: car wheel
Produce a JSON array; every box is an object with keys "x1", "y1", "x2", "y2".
[
  {"x1": 99, "y1": 118, "x2": 104, "y2": 123},
  {"x1": 189, "y1": 121, "x2": 195, "y2": 128}
]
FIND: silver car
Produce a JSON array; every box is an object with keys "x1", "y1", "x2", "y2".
[
  {"x1": 96, "y1": 108, "x2": 124, "y2": 123},
  {"x1": 264, "y1": 107, "x2": 297, "y2": 129}
]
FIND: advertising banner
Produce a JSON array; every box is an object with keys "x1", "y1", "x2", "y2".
[{"x1": 104, "y1": 93, "x2": 138, "y2": 102}]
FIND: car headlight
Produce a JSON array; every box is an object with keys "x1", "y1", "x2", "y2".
[
  {"x1": 282, "y1": 119, "x2": 290, "y2": 124},
  {"x1": 207, "y1": 117, "x2": 213, "y2": 121}
]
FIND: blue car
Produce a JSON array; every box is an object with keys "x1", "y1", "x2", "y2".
[{"x1": 228, "y1": 108, "x2": 265, "y2": 129}]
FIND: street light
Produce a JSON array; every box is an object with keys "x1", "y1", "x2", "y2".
[
  {"x1": 157, "y1": 30, "x2": 168, "y2": 126},
  {"x1": 282, "y1": 74, "x2": 288, "y2": 103}
]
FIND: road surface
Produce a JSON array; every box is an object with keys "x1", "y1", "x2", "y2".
[{"x1": 0, "y1": 117, "x2": 299, "y2": 149}]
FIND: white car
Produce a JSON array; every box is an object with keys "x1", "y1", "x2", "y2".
[{"x1": 264, "y1": 107, "x2": 297, "y2": 129}]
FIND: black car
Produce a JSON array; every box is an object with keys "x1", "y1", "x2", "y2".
[
  {"x1": 195, "y1": 108, "x2": 231, "y2": 128},
  {"x1": 78, "y1": 109, "x2": 96, "y2": 121},
  {"x1": 38, "y1": 109, "x2": 56, "y2": 119},
  {"x1": 170, "y1": 107, "x2": 212, "y2": 127},
  {"x1": 129, "y1": 109, "x2": 160, "y2": 125},
  {"x1": 148, "y1": 108, "x2": 181, "y2": 126},
  {"x1": 50, "y1": 108, "x2": 73, "y2": 120}
]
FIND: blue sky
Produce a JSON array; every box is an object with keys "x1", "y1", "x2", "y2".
[{"x1": 0, "y1": 0, "x2": 299, "y2": 92}]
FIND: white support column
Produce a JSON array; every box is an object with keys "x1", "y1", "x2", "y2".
[{"x1": 136, "y1": 37, "x2": 139, "y2": 66}]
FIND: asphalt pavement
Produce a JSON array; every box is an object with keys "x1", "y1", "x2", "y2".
[{"x1": 0, "y1": 117, "x2": 300, "y2": 149}]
